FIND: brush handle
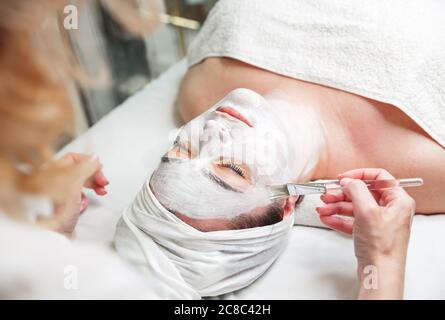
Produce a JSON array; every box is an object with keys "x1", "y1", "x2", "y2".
[{"x1": 323, "y1": 178, "x2": 423, "y2": 192}]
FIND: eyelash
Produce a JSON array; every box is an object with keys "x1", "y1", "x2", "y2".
[
  {"x1": 175, "y1": 137, "x2": 245, "y2": 178},
  {"x1": 221, "y1": 163, "x2": 246, "y2": 178}
]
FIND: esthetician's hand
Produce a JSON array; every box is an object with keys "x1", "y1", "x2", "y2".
[
  {"x1": 316, "y1": 168, "x2": 415, "y2": 299},
  {"x1": 39, "y1": 153, "x2": 109, "y2": 235}
]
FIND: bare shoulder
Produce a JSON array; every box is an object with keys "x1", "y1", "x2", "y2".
[
  {"x1": 176, "y1": 59, "x2": 222, "y2": 121},
  {"x1": 176, "y1": 58, "x2": 286, "y2": 122}
]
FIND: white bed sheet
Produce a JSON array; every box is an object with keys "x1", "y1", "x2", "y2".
[{"x1": 62, "y1": 60, "x2": 445, "y2": 299}]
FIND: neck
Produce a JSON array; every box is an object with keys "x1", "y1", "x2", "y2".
[{"x1": 265, "y1": 89, "x2": 331, "y2": 182}]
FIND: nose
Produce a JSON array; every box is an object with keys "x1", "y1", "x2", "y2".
[
  {"x1": 219, "y1": 126, "x2": 230, "y2": 143},
  {"x1": 204, "y1": 120, "x2": 230, "y2": 143}
]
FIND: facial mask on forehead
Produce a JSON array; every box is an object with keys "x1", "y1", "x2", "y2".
[{"x1": 150, "y1": 160, "x2": 271, "y2": 220}]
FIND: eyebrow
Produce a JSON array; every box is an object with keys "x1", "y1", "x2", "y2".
[
  {"x1": 161, "y1": 156, "x2": 184, "y2": 163},
  {"x1": 202, "y1": 169, "x2": 242, "y2": 193}
]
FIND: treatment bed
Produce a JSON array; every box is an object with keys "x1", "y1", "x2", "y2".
[{"x1": 62, "y1": 60, "x2": 445, "y2": 299}]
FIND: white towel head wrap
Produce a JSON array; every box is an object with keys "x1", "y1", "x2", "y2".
[{"x1": 114, "y1": 178, "x2": 294, "y2": 298}]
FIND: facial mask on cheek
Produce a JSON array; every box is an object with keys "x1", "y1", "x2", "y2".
[{"x1": 150, "y1": 160, "x2": 271, "y2": 220}]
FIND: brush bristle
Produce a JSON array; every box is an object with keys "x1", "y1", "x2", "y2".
[{"x1": 267, "y1": 185, "x2": 289, "y2": 200}]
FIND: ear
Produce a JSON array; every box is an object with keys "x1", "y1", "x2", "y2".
[{"x1": 282, "y1": 196, "x2": 300, "y2": 218}]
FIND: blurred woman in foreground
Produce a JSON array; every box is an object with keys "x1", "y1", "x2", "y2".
[{"x1": 0, "y1": 0, "x2": 169, "y2": 299}]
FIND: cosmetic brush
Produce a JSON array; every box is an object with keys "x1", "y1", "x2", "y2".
[{"x1": 267, "y1": 178, "x2": 423, "y2": 200}]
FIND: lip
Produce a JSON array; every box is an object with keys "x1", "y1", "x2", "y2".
[{"x1": 216, "y1": 106, "x2": 253, "y2": 127}]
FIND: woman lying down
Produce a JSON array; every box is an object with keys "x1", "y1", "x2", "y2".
[{"x1": 114, "y1": 0, "x2": 445, "y2": 299}]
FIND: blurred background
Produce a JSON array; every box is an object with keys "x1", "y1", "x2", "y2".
[{"x1": 70, "y1": 0, "x2": 217, "y2": 137}]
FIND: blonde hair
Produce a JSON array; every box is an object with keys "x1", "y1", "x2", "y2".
[{"x1": 0, "y1": 0, "x2": 160, "y2": 223}]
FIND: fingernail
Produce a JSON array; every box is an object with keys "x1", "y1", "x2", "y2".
[{"x1": 340, "y1": 177, "x2": 352, "y2": 186}]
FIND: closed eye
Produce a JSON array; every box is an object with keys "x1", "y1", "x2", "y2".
[
  {"x1": 219, "y1": 163, "x2": 246, "y2": 178},
  {"x1": 211, "y1": 160, "x2": 253, "y2": 191}
]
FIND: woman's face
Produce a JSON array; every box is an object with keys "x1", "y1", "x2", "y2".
[{"x1": 150, "y1": 88, "x2": 297, "y2": 221}]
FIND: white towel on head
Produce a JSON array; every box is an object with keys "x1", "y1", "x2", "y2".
[
  {"x1": 188, "y1": 0, "x2": 445, "y2": 148},
  {"x1": 114, "y1": 179, "x2": 294, "y2": 298}
]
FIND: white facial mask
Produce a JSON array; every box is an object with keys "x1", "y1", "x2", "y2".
[
  {"x1": 150, "y1": 160, "x2": 271, "y2": 219},
  {"x1": 151, "y1": 88, "x2": 322, "y2": 220},
  {"x1": 177, "y1": 89, "x2": 296, "y2": 183}
]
